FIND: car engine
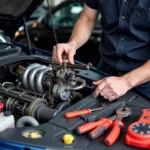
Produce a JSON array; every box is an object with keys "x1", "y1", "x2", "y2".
[{"x1": 0, "y1": 58, "x2": 93, "y2": 124}]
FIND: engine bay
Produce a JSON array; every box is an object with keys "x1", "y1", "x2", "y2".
[
  {"x1": 0, "y1": 56, "x2": 150, "y2": 150},
  {"x1": 0, "y1": 57, "x2": 95, "y2": 126}
]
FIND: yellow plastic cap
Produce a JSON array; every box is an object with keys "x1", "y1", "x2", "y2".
[
  {"x1": 62, "y1": 134, "x2": 75, "y2": 144},
  {"x1": 30, "y1": 132, "x2": 39, "y2": 139}
]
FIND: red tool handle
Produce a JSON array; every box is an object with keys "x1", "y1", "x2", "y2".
[
  {"x1": 89, "y1": 119, "x2": 113, "y2": 140},
  {"x1": 125, "y1": 109, "x2": 150, "y2": 149},
  {"x1": 77, "y1": 118, "x2": 107, "y2": 134},
  {"x1": 104, "y1": 120, "x2": 124, "y2": 146},
  {"x1": 65, "y1": 109, "x2": 92, "y2": 119},
  {"x1": 138, "y1": 109, "x2": 150, "y2": 123}
]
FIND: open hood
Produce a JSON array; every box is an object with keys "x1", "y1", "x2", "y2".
[{"x1": 0, "y1": 0, "x2": 44, "y2": 38}]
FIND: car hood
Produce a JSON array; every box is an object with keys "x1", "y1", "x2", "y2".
[{"x1": 0, "y1": 0, "x2": 44, "y2": 38}]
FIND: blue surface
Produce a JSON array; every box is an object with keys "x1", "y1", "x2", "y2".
[{"x1": 0, "y1": 140, "x2": 45, "y2": 150}]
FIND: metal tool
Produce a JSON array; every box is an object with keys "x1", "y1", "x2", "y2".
[
  {"x1": 88, "y1": 107, "x2": 131, "y2": 146},
  {"x1": 76, "y1": 107, "x2": 131, "y2": 136},
  {"x1": 126, "y1": 109, "x2": 150, "y2": 149},
  {"x1": 89, "y1": 115, "x2": 116, "y2": 140},
  {"x1": 65, "y1": 107, "x2": 104, "y2": 119},
  {"x1": 67, "y1": 63, "x2": 92, "y2": 70},
  {"x1": 104, "y1": 107, "x2": 131, "y2": 146},
  {"x1": 62, "y1": 53, "x2": 67, "y2": 71},
  {"x1": 61, "y1": 52, "x2": 92, "y2": 70}
]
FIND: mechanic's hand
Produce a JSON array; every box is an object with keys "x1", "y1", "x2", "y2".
[
  {"x1": 93, "y1": 76, "x2": 131, "y2": 101},
  {"x1": 52, "y1": 42, "x2": 77, "y2": 64}
]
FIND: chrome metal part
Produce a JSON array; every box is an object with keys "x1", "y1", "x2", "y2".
[
  {"x1": 36, "y1": 67, "x2": 52, "y2": 94},
  {"x1": 22, "y1": 63, "x2": 40, "y2": 89},
  {"x1": 29, "y1": 65, "x2": 47, "y2": 91},
  {"x1": 1, "y1": 61, "x2": 88, "y2": 122}
]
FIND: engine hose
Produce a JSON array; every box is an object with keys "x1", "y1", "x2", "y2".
[
  {"x1": 71, "y1": 92, "x2": 83, "y2": 104},
  {"x1": 36, "y1": 107, "x2": 59, "y2": 122},
  {"x1": 66, "y1": 77, "x2": 86, "y2": 91},
  {"x1": 16, "y1": 116, "x2": 39, "y2": 128},
  {"x1": 55, "y1": 101, "x2": 71, "y2": 111}
]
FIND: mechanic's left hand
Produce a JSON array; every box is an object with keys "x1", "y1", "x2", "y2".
[{"x1": 93, "y1": 76, "x2": 131, "y2": 101}]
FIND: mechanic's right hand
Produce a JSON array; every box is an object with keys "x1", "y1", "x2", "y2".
[{"x1": 52, "y1": 42, "x2": 77, "y2": 64}]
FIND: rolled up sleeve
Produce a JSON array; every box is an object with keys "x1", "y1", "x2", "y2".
[{"x1": 85, "y1": 0, "x2": 98, "y2": 10}]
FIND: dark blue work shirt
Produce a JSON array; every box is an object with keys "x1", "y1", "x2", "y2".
[{"x1": 86, "y1": 0, "x2": 150, "y2": 72}]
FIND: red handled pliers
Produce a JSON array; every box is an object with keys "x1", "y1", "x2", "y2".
[{"x1": 77, "y1": 107, "x2": 131, "y2": 146}]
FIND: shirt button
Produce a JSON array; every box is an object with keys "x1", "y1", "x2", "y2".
[
  {"x1": 121, "y1": 37, "x2": 124, "y2": 40},
  {"x1": 122, "y1": 16, "x2": 125, "y2": 20}
]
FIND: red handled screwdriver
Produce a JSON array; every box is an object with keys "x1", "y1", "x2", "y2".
[
  {"x1": 76, "y1": 118, "x2": 107, "y2": 134},
  {"x1": 89, "y1": 115, "x2": 116, "y2": 140},
  {"x1": 65, "y1": 107, "x2": 104, "y2": 119}
]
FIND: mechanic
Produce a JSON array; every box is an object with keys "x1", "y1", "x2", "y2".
[{"x1": 52, "y1": 0, "x2": 150, "y2": 101}]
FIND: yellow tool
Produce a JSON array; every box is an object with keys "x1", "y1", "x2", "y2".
[{"x1": 62, "y1": 134, "x2": 75, "y2": 144}]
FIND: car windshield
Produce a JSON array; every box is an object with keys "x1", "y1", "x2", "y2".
[
  {"x1": 43, "y1": 1, "x2": 101, "y2": 27},
  {"x1": 30, "y1": 4, "x2": 47, "y2": 19},
  {"x1": 51, "y1": 2, "x2": 84, "y2": 26},
  {"x1": 0, "y1": 32, "x2": 14, "y2": 50}
]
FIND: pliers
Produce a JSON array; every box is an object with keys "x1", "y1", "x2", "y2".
[{"x1": 76, "y1": 107, "x2": 131, "y2": 146}]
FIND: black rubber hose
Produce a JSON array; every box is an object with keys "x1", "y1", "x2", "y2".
[
  {"x1": 55, "y1": 101, "x2": 71, "y2": 111},
  {"x1": 16, "y1": 116, "x2": 39, "y2": 128},
  {"x1": 36, "y1": 107, "x2": 59, "y2": 122},
  {"x1": 71, "y1": 92, "x2": 83, "y2": 104}
]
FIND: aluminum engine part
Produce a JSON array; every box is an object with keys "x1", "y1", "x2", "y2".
[
  {"x1": 22, "y1": 63, "x2": 52, "y2": 94},
  {"x1": 28, "y1": 98, "x2": 49, "y2": 117},
  {"x1": 18, "y1": 62, "x2": 86, "y2": 101},
  {"x1": 0, "y1": 82, "x2": 56, "y2": 121},
  {"x1": 53, "y1": 84, "x2": 70, "y2": 101},
  {"x1": 36, "y1": 68, "x2": 52, "y2": 94},
  {"x1": 29, "y1": 65, "x2": 47, "y2": 91},
  {"x1": 22, "y1": 63, "x2": 40, "y2": 89},
  {"x1": 0, "y1": 61, "x2": 90, "y2": 123}
]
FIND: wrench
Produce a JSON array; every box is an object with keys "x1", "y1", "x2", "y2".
[{"x1": 104, "y1": 107, "x2": 132, "y2": 146}]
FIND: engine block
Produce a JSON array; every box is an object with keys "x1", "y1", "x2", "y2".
[{"x1": 0, "y1": 61, "x2": 91, "y2": 123}]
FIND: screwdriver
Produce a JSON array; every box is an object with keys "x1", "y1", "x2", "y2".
[
  {"x1": 89, "y1": 116, "x2": 116, "y2": 140},
  {"x1": 76, "y1": 118, "x2": 108, "y2": 134},
  {"x1": 65, "y1": 107, "x2": 104, "y2": 119}
]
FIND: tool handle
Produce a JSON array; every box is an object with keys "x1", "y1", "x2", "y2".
[
  {"x1": 65, "y1": 109, "x2": 92, "y2": 119},
  {"x1": 138, "y1": 109, "x2": 150, "y2": 123},
  {"x1": 76, "y1": 118, "x2": 107, "y2": 134},
  {"x1": 89, "y1": 119, "x2": 113, "y2": 140},
  {"x1": 104, "y1": 120, "x2": 124, "y2": 146}
]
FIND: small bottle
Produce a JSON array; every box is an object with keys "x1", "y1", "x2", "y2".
[{"x1": 0, "y1": 102, "x2": 15, "y2": 132}]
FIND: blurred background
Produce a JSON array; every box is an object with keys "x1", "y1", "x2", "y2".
[
  {"x1": 44, "y1": 0, "x2": 65, "y2": 6},
  {"x1": 14, "y1": 0, "x2": 102, "y2": 67}
]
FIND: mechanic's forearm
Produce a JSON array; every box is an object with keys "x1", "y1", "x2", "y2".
[
  {"x1": 69, "y1": 5, "x2": 98, "y2": 50},
  {"x1": 122, "y1": 59, "x2": 150, "y2": 88},
  {"x1": 69, "y1": 18, "x2": 94, "y2": 50}
]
